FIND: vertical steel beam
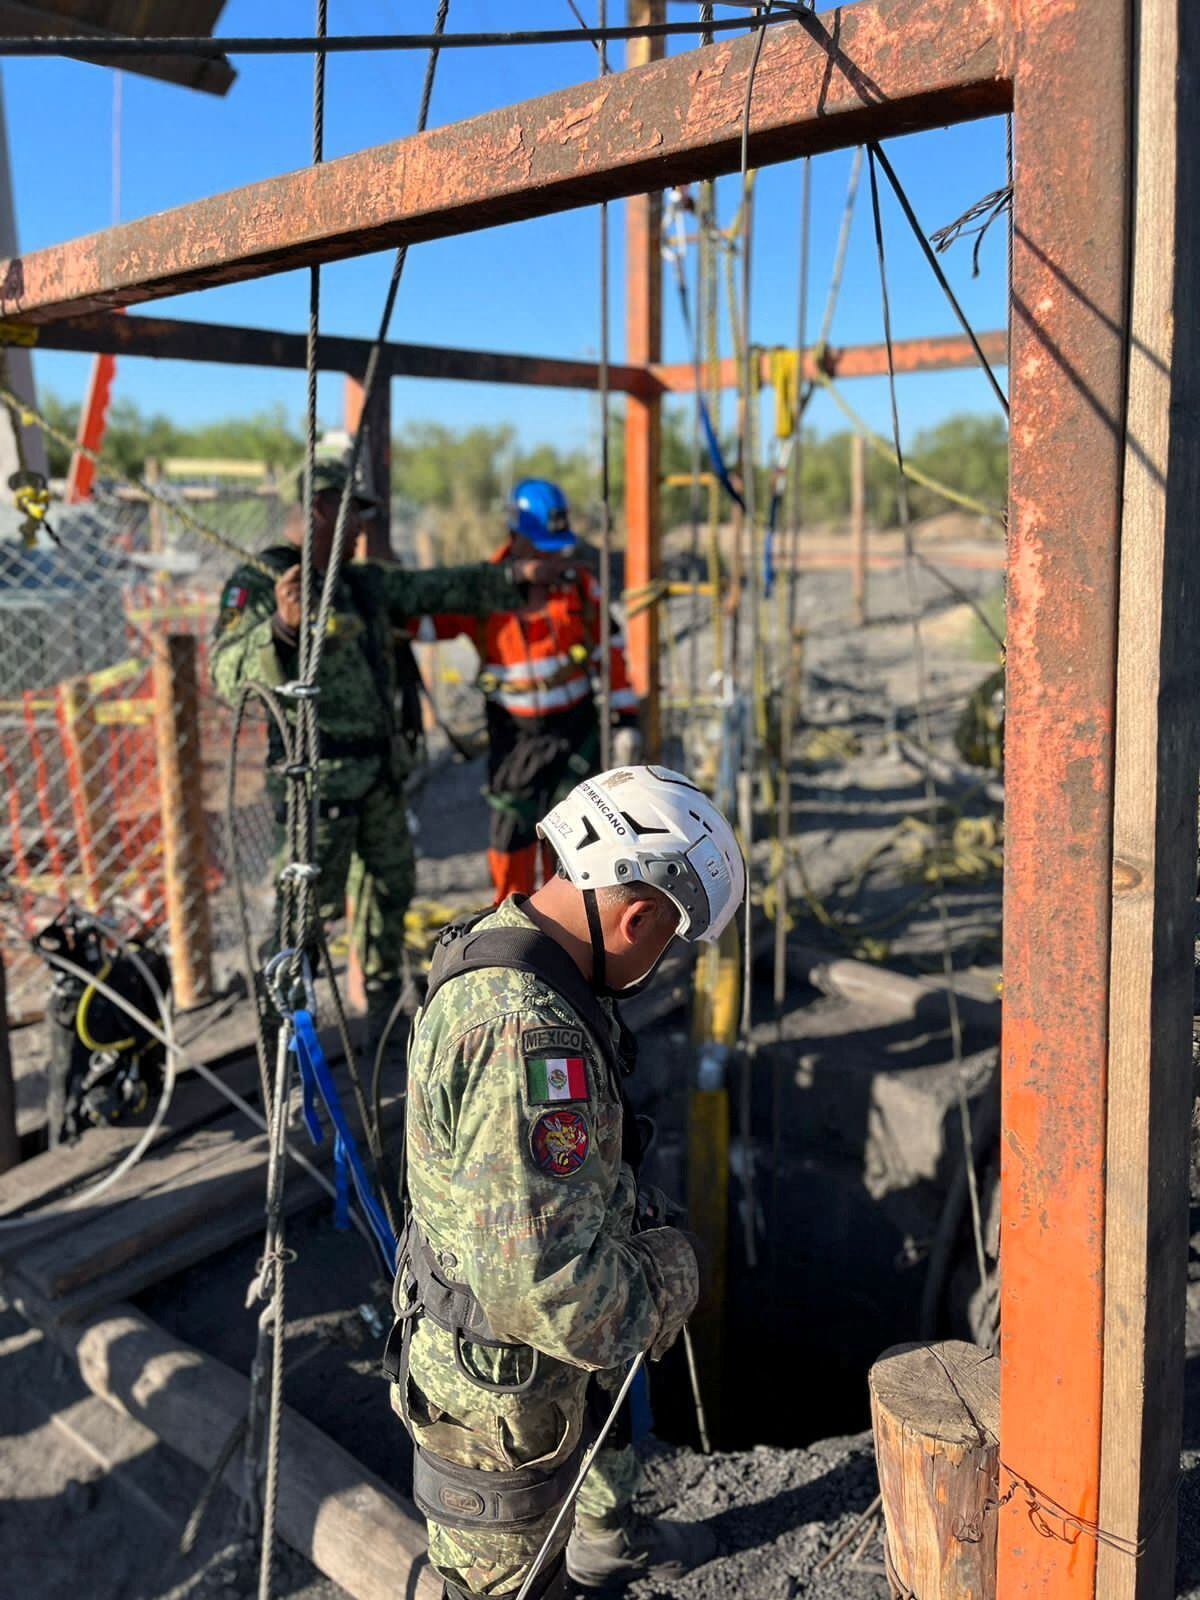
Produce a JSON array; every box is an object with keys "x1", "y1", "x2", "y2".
[
  {"x1": 850, "y1": 432, "x2": 867, "y2": 626},
  {"x1": 624, "y1": 0, "x2": 665, "y2": 756},
  {"x1": 345, "y1": 373, "x2": 394, "y2": 560},
  {"x1": 1000, "y1": 1, "x2": 1133, "y2": 1596}
]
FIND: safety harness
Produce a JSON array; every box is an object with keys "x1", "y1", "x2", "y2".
[{"x1": 384, "y1": 909, "x2": 640, "y2": 1536}]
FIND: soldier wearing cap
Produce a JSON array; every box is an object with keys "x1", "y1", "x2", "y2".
[{"x1": 210, "y1": 455, "x2": 566, "y2": 1053}]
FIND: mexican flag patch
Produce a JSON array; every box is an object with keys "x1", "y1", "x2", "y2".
[{"x1": 526, "y1": 1055, "x2": 588, "y2": 1105}]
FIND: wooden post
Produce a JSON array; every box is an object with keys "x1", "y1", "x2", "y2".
[
  {"x1": 152, "y1": 635, "x2": 212, "y2": 1008},
  {"x1": 623, "y1": 0, "x2": 664, "y2": 757},
  {"x1": 1097, "y1": 2, "x2": 1200, "y2": 1594},
  {"x1": 345, "y1": 372, "x2": 394, "y2": 561},
  {"x1": 57, "y1": 675, "x2": 112, "y2": 911},
  {"x1": 0, "y1": 950, "x2": 17, "y2": 1174},
  {"x1": 850, "y1": 431, "x2": 867, "y2": 625},
  {"x1": 871, "y1": 1342, "x2": 1000, "y2": 1600}
]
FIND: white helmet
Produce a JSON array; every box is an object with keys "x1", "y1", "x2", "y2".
[{"x1": 537, "y1": 765, "x2": 745, "y2": 944}]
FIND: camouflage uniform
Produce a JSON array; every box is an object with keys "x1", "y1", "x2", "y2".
[
  {"x1": 395, "y1": 895, "x2": 698, "y2": 1597},
  {"x1": 210, "y1": 548, "x2": 522, "y2": 1028}
]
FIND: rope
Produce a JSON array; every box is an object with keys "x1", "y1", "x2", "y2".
[
  {"x1": 800, "y1": 146, "x2": 862, "y2": 411},
  {"x1": 808, "y1": 367, "x2": 1004, "y2": 522},
  {"x1": 772, "y1": 149, "x2": 811, "y2": 1016},
  {"x1": 867, "y1": 142, "x2": 1009, "y2": 419},
  {"x1": 250, "y1": 12, "x2": 329, "y2": 1589},
  {"x1": 734, "y1": 1, "x2": 772, "y2": 1275},
  {"x1": 0, "y1": 14, "x2": 802, "y2": 58},
  {"x1": 0, "y1": 384, "x2": 279, "y2": 579},
  {"x1": 866, "y1": 145, "x2": 989, "y2": 1307}
]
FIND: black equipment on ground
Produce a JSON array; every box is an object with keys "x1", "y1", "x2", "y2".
[{"x1": 35, "y1": 909, "x2": 171, "y2": 1145}]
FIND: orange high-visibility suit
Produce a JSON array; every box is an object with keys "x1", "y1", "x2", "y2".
[{"x1": 419, "y1": 541, "x2": 639, "y2": 900}]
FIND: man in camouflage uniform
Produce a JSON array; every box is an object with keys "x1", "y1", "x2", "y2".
[
  {"x1": 393, "y1": 766, "x2": 745, "y2": 1597},
  {"x1": 209, "y1": 458, "x2": 565, "y2": 1049}
]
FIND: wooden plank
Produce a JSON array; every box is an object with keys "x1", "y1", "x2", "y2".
[
  {"x1": 0, "y1": 1055, "x2": 261, "y2": 1235},
  {"x1": 13, "y1": 1086, "x2": 407, "y2": 1306},
  {"x1": 18, "y1": 1112, "x2": 272, "y2": 1299},
  {"x1": 871, "y1": 1341, "x2": 999, "y2": 1599},
  {"x1": 1096, "y1": 0, "x2": 1200, "y2": 1593},
  {"x1": 49, "y1": 1305, "x2": 441, "y2": 1600},
  {"x1": 35, "y1": 1090, "x2": 408, "y2": 1323},
  {"x1": 0, "y1": 1, "x2": 236, "y2": 96},
  {"x1": 38, "y1": 1167, "x2": 323, "y2": 1326}
]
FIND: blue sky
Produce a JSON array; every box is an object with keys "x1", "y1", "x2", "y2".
[{"x1": 2, "y1": 1, "x2": 1010, "y2": 453}]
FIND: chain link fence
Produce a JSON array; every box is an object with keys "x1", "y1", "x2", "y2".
[{"x1": 0, "y1": 478, "x2": 287, "y2": 1025}]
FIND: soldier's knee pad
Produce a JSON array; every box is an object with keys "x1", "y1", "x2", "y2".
[{"x1": 414, "y1": 1440, "x2": 584, "y2": 1535}]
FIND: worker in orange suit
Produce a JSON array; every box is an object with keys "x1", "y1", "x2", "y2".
[{"x1": 419, "y1": 478, "x2": 642, "y2": 901}]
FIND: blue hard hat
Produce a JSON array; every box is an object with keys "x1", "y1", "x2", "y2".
[{"x1": 508, "y1": 478, "x2": 574, "y2": 552}]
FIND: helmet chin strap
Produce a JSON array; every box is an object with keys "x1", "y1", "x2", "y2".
[
  {"x1": 582, "y1": 886, "x2": 675, "y2": 1002},
  {"x1": 582, "y1": 888, "x2": 608, "y2": 995}
]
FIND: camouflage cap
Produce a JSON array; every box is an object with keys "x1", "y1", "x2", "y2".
[{"x1": 281, "y1": 453, "x2": 379, "y2": 509}]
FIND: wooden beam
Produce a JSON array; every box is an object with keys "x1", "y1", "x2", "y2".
[
  {"x1": 153, "y1": 635, "x2": 213, "y2": 1010},
  {"x1": 1096, "y1": 0, "x2": 1200, "y2": 1593},
  {"x1": 0, "y1": 2, "x2": 236, "y2": 96},
  {"x1": 0, "y1": 0, "x2": 1012, "y2": 322},
  {"x1": 46, "y1": 1304, "x2": 441, "y2": 1600},
  {"x1": 999, "y1": 0, "x2": 1133, "y2": 1596}
]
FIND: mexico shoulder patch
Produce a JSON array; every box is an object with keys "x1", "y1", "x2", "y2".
[
  {"x1": 222, "y1": 584, "x2": 249, "y2": 611},
  {"x1": 529, "y1": 1108, "x2": 590, "y2": 1178},
  {"x1": 523, "y1": 1026, "x2": 588, "y2": 1105}
]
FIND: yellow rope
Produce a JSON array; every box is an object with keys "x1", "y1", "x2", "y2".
[
  {"x1": 0, "y1": 383, "x2": 277, "y2": 579},
  {"x1": 809, "y1": 363, "x2": 1005, "y2": 522}
]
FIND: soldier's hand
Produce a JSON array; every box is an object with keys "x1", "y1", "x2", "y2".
[
  {"x1": 274, "y1": 567, "x2": 303, "y2": 633},
  {"x1": 513, "y1": 555, "x2": 573, "y2": 588}
]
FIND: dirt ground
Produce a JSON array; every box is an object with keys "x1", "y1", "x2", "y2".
[{"x1": 5, "y1": 537, "x2": 1200, "y2": 1597}]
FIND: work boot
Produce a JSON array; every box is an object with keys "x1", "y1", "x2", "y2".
[{"x1": 566, "y1": 1511, "x2": 717, "y2": 1590}]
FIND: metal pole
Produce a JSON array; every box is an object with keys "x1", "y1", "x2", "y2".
[
  {"x1": 999, "y1": 1, "x2": 1133, "y2": 1596},
  {"x1": 0, "y1": 949, "x2": 17, "y2": 1175},
  {"x1": 850, "y1": 431, "x2": 867, "y2": 625},
  {"x1": 623, "y1": 0, "x2": 665, "y2": 757}
]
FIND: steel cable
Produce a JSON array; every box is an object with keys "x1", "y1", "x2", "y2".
[{"x1": 866, "y1": 146, "x2": 990, "y2": 1307}]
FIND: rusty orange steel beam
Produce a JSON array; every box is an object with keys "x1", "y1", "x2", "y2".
[
  {"x1": 0, "y1": 0, "x2": 1012, "y2": 323},
  {"x1": 651, "y1": 331, "x2": 1009, "y2": 392},
  {"x1": 999, "y1": 0, "x2": 1133, "y2": 1596},
  {"x1": 26, "y1": 309, "x2": 656, "y2": 395}
]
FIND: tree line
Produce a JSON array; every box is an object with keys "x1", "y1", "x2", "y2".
[{"x1": 40, "y1": 392, "x2": 1007, "y2": 534}]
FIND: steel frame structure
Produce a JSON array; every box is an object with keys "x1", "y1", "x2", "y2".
[{"x1": 1, "y1": 3, "x2": 1195, "y2": 1597}]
